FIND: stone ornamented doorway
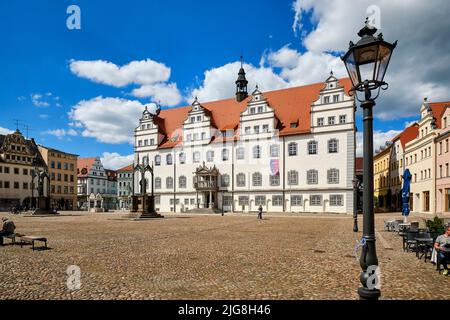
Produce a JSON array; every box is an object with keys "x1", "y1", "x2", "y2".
[{"x1": 194, "y1": 163, "x2": 219, "y2": 209}]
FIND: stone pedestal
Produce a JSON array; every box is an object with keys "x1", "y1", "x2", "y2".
[
  {"x1": 131, "y1": 194, "x2": 163, "y2": 219},
  {"x1": 33, "y1": 197, "x2": 56, "y2": 215}
]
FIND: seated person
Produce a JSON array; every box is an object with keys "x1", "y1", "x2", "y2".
[
  {"x1": 434, "y1": 226, "x2": 450, "y2": 275},
  {"x1": 0, "y1": 217, "x2": 16, "y2": 246}
]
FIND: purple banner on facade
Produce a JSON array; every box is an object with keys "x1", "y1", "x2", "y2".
[{"x1": 270, "y1": 159, "x2": 280, "y2": 176}]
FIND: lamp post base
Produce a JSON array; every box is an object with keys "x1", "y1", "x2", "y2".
[{"x1": 358, "y1": 287, "x2": 381, "y2": 300}]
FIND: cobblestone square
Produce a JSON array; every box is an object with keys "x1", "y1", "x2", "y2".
[{"x1": 0, "y1": 212, "x2": 449, "y2": 300}]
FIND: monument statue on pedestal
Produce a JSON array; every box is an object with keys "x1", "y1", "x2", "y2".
[
  {"x1": 32, "y1": 168, "x2": 53, "y2": 215},
  {"x1": 130, "y1": 162, "x2": 163, "y2": 219}
]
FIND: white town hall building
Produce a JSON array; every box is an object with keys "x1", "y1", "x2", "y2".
[{"x1": 133, "y1": 65, "x2": 356, "y2": 214}]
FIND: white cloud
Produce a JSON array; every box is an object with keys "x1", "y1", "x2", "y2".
[
  {"x1": 70, "y1": 59, "x2": 182, "y2": 106},
  {"x1": 70, "y1": 59, "x2": 170, "y2": 87},
  {"x1": 44, "y1": 128, "x2": 78, "y2": 139},
  {"x1": 356, "y1": 129, "x2": 401, "y2": 157},
  {"x1": 0, "y1": 127, "x2": 13, "y2": 135},
  {"x1": 69, "y1": 96, "x2": 146, "y2": 144},
  {"x1": 291, "y1": 0, "x2": 450, "y2": 119},
  {"x1": 31, "y1": 94, "x2": 50, "y2": 107},
  {"x1": 131, "y1": 82, "x2": 182, "y2": 106},
  {"x1": 101, "y1": 152, "x2": 134, "y2": 170},
  {"x1": 189, "y1": 61, "x2": 289, "y2": 102}
]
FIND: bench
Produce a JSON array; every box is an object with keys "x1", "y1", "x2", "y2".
[
  {"x1": 2, "y1": 233, "x2": 25, "y2": 245},
  {"x1": 20, "y1": 236, "x2": 48, "y2": 250}
]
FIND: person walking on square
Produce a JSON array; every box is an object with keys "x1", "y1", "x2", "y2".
[{"x1": 258, "y1": 205, "x2": 263, "y2": 220}]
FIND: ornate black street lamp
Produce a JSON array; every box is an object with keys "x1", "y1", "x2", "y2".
[{"x1": 342, "y1": 18, "x2": 397, "y2": 300}]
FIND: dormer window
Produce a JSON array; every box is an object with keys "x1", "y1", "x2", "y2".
[{"x1": 290, "y1": 122, "x2": 298, "y2": 129}]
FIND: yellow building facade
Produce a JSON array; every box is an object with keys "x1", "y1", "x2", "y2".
[
  {"x1": 374, "y1": 144, "x2": 392, "y2": 211},
  {"x1": 38, "y1": 146, "x2": 78, "y2": 210}
]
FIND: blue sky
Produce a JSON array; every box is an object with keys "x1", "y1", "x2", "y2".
[{"x1": 0, "y1": 0, "x2": 447, "y2": 168}]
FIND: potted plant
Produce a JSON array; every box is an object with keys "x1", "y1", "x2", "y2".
[{"x1": 425, "y1": 216, "x2": 445, "y2": 234}]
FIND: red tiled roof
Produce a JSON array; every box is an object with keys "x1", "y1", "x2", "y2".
[
  {"x1": 117, "y1": 164, "x2": 134, "y2": 172},
  {"x1": 154, "y1": 78, "x2": 352, "y2": 148},
  {"x1": 77, "y1": 157, "x2": 96, "y2": 178},
  {"x1": 391, "y1": 123, "x2": 419, "y2": 149},
  {"x1": 430, "y1": 102, "x2": 450, "y2": 129}
]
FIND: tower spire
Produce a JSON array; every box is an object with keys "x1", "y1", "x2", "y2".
[{"x1": 236, "y1": 56, "x2": 248, "y2": 102}]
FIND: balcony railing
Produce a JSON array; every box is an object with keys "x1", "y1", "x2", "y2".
[{"x1": 194, "y1": 181, "x2": 217, "y2": 190}]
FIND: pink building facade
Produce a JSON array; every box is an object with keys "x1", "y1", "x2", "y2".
[{"x1": 435, "y1": 107, "x2": 450, "y2": 213}]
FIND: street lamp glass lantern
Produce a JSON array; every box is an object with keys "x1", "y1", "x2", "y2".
[{"x1": 342, "y1": 20, "x2": 397, "y2": 91}]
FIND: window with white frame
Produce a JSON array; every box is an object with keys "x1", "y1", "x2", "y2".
[
  {"x1": 307, "y1": 170, "x2": 318, "y2": 184},
  {"x1": 245, "y1": 127, "x2": 251, "y2": 135},
  {"x1": 270, "y1": 144, "x2": 279, "y2": 157},
  {"x1": 291, "y1": 195, "x2": 303, "y2": 206},
  {"x1": 179, "y1": 176, "x2": 187, "y2": 188},
  {"x1": 193, "y1": 151, "x2": 201, "y2": 163},
  {"x1": 330, "y1": 194, "x2": 344, "y2": 206},
  {"x1": 272, "y1": 195, "x2": 283, "y2": 206},
  {"x1": 255, "y1": 196, "x2": 266, "y2": 206},
  {"x1": 288, "y1": 142, "x2": 297, "y2": 156},
  {"x1": 328, "y1": 116, "x2": 335, "y2": 125},
  {"x1": 179, "y1": 152, "x2": 186, "y2": 164},
  {"x1": 252, "y1": 172, "x2": 262, "y2": 186},
  {"x1": 186, "y1": 134, "x2": 192, "y2": 141},
  {"x1": 250, "y1": 108, "x2": 256, "y2": 114},
  {"x1": 154, "y1": 195, "x2": 160, "y2": 205},
  {"x1": 221, "y1": 174, "x2": 230, "y2": 187},
  {"x1": 339, "y1": 115, "x2": 347, "y2": 124},
  {"x1": 270, "y1": 174, "x2": 280, "y2": 186},
  {"x1": 236, "y1": 147, "x2": 245, "y2": 160},
  {"x1": 310, "y1": 195, "x2": 322, "y2": 206},
  {"x1": 333, "y1": 94, "x2": 339, "y2": 103},
  {"x1": 308, "y1": 141, "x2": 318, "y2": 155},
  {"x1": 258, "y1": 106, "x2": 264, "y2": 113},
  {"x1": 263, "y1": 124, "x2": 269, "y2": 133},
  {"x1": 155, "y1": 155, "x2": 161, "y2": 166},
  {"x1": 155, "y1": 177, "x2": 161, "y2": 189},
  {"x1": 288, "y1": 170, "x2": 298, "y2": 185},
  {"x1": 328, "y1": 139, "x2": 338, "y2": 153},
  {"x1": 207, "y1": 150, "x2": 214, "y2": 162},
  {"x1": 237, "y1": 173, "x2": 246, "y2": 187},
  {"x1": 254, "y1": 126, "x2": 260, "y2": 134},
  {"x1": 166, "y1": 177, "x2": 173, "y2": 189},
  {"x1": 239, "y1": 196, "x2": 249, "y2": 206},
  {"x1": 253, "y1": 145, "x2": 261, "y2": 159},
  {"x1": 324, "y1": 96, "x2": 330, "y2": 104},
  {"x1": 327, "y1": 169, "x2": 339, "y2": 184},
  {"x1": 223, "y1": 196, "x2": 233, "y2": 206},
  {"x1": 317, "y1": 118, "x2": 324, "y2": 126},
  {"x1": 166, "y1": 154, "x2": 173, "y2": 165}
]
